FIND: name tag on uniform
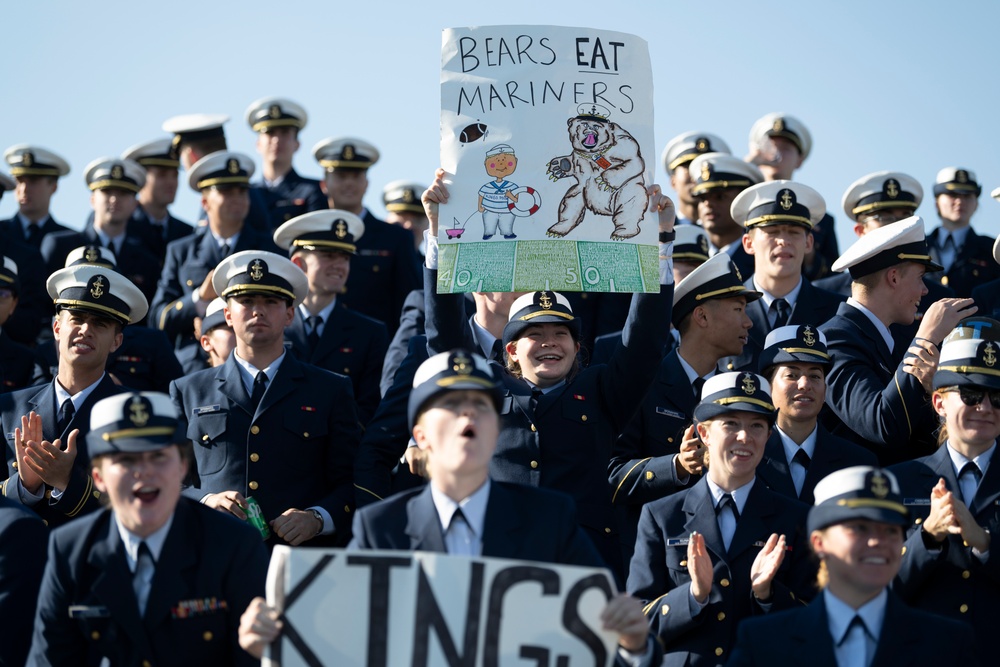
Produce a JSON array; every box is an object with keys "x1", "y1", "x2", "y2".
[
  {"x1": 655, "y1": 407, "x2": 685, "y2": 420},
  {"x1": 194, "y1": 405, "x2": 221, "y2": 415},
  {"x1": 666, "y1": 538, "x2": 690, "y2": 547},
  {"x1": 903, "y1": 498, "x2": 931, "y2": 506},
  {"x1": 69, "y1": 605, "x2": 110, "y2": 619}
]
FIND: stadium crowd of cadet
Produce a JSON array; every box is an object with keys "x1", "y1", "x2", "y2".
[{"x1": 1, "y1": 101, "x2": 998, "y2": 666}]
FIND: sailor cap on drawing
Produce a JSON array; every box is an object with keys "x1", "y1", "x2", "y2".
[
  {"x1": 4, "y1": 144, "x2": 70, "y2": 178},
  {"x1": 808, "y1": 466, "x2": 908, "y2": 533},
  {"x1": 212, "y1": 250, "x2": 308, "y2": 308},
  {"x1": 162, "y1": 113, "x2": 229, "y2": 147},
  {"x1": 187, "y1": 151, "x2": 254, "y2": 192},
  {"x1": 759, "y1": 324, "x2": 831, "y2": 374},
  {"x1": 731, "y1": 180, "x2": 825, "y2": 231},
  {"x1": 748, "y1": 112, "x2": 812, "y2": 160},
  {"x1": 502, "y1": 291, "x2": 579, "y2": 346},
  {"x1": 689, "y1": 153, "x2": 763, "y2": 198},
  {"x1": 933, "y1": 167, "x2": 981, "y2": 197},
  {"x1": 673, "y1": 225, "x2": 710, "y2": 264},
  {"x1": 383, "y1": 180, "x2": 426, "y2": 214},
  {"x1": 841, "y1": 171, "x2": 922, "y2": 222},
  {"x1": 672, "y1": 253, "x2": 762, "y2": 326},
  {"x1": 46, "y1": 264, "x2": 148, "y2": 325},
  {"x1": 408, "y1": 349, "x2": 503, "y2": 429},
  {"x1": 693, "y1": 371, "x2": 776, "y2": 423},
  {"x1": 312, "y1": 137, "x2": 379, "y2": 171},
  {"x1": 934, "y1": 337, "x2": 1000, "y2": 391},
  {"x1": 245, "y1": 96, "x2": 307, "y2": 133},
  {"x1": 85, "y1": 157, "x2": 146, "y2": 193},
  {"x1": 662, "y1": 132, "x2": 731, "y2": 174},
  {"x1": 831, "y1": 215, "x2": 942, "y2": 278},
  {"x1": 121, "y1": 138, "x2": 181, "y2": 169},
  {"x1": 87, "y1": 392, "x2": 185, "y2": 459},
  {"x1": 273, "y1": 210, "x2": 365, "y2": 256}
]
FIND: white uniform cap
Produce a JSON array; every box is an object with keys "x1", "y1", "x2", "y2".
[
  {"x1": 748, "y1": 112, "x2": 812, "y2": 160},
  {"x1": 662, "y1": 131, "x2": 731, "y2": 174},
  {"x1": 162, "y1": 113, "x2": 229, "y2": 137},
  {"x1": 46, "y1": 264, "x2": 148, "y2": 324},
  {"x1": 831, "y1": 215, "x2": 942, "y2": 278},
  {"x1": 933, "y1": 167, "x2": 981, "y2": 197},
  {"x1": 673, "y1": 225, "x2": 710, "y2": 263},
  {"x1": 64, "y1": 245, "x2": 117, "y2": 268},
  {"x1": 121, "y1": 138, "x2": 180, "y2": 169},
  {"x1": 4, "y1": 144, "x2": 70, "y2": 177},
  {"x1": 383, "y1": 180, "x2": 426, "y2": 214},
  {"x1": 212, "y1": 250, "x2": 308, "y2": 308},
  {"x1": 245, "y1": 96, "x2": 307, "y2": 133},
  {"x1": 730, "y1": 180, "x2": 826, "y2": 230},
  {"x1": 689, "y1": 153, "x2": 763, "y2": 197},
  {"x1": 312, "y1": 137, "x2": 380, "y2": 170},
  {"x1": 841, "y1": 171, "x2": 922, "y2": 221},
  {"x1": 187, "y1": 151, "x2": 255, "y2": 192},
  {"x1": 273, "y1": 210, "x2": 366, "y2": 255},
  {"x1": 672, "y1": 252, "x2": 761, "y2": 326},
  {"x1": 84, "y1": 157, "x2": 146, "y2": 193}
]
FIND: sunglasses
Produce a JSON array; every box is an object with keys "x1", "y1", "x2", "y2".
[{"x1": 942, "y1": 387, "x2": 1000, "y2": 407}]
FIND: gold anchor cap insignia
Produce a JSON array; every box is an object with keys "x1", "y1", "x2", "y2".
[
  {"x1": 22, "y1": 152, "x2": 34, "y2": 167},
  {"x1": 249, "y1": 259, "x2": 266, "y2": 281},
  {"x1": 403, "y1": 189, "x2": 415, "y2": 203},
  {"x1": 984, "y1": 342, "x2": 997, "y2": 367},
  {"x1": 89, "y1": 275, "x2": 106, "y2": 299},
  {"x1": 870, "y1": 472, "x2": 890, "y2": 498},
  {"x1": 334, "y1": 220, "x2": 348, "y2": 239},
  {"x1": 269, "y1": 104, "x2": 281, "y2": 119},
  {"x1": 110, "y1": 164, "x2": 124, "y2": 180},
  {"x1": 128, "y1": 396, "x2": 150, "y2": 427},
  {"x1": 802, "y1": 326, "x2": 816, "y2": 346},
  {"x1": 956, "y1": 170, "x2": 968, "y2": 183},
  {"x1": 84, "y1": 247, "x2": 99, "y2": 262},
  {"x1": 885, "y1": 179, "x2": 900, "y2": 199},
  {"x1": 227, "y1": 158, "x2": 240, "y2": 175},
  {"x1": 772, "y1": 118, "x2": 785, "y2": 133},
  {"x1": 779, "y1": 189, "x2": 794, "y2": 211},
  {"x1": 538, "y1": 292, "x2": 553, "y2": 309},
  {"x1": 700, "y1": 161, "x2": 711, "y2": 182},
  {"x1": 342, "y1": 145, "x2": 355, "y2": 161},
  {"x1": 742, "y1": 373, "x2": 756, "y2": 395},
  {"x1": 698, "y1": 236, "x2": 709, "y2": 254},
  {"x1": 452, "y1": 352, "x2": 471, "y2": 373}
]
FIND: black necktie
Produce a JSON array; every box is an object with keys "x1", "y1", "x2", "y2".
[
  {"x1": 693, "y1": 376, "x2": 706, "y2": 399},
  {"x1": 530, "y1": 388, "x2": 543, "y2": 415},
  {"x1": 57, "y1": 398, "x2": 75, "y2": 436},
  {"x1": 220, "y1": 242, "x2": 231, "y2": 258},
  {"x1": 249, "y1": 371, "x2": 267, "y2": 412},
  {"x1": 25, "y1": 222, "x2": 42, "y2": 246},
  {"x1": 306, "y1": 315, "x2": 322, "y2": 351},
  {"x1": 792, "y1": 448, "x2": 811, "y2": 470},
  {"x1": 716, "y1": 493, "x2": 740, "y2": 521},
  {"x1": 491, "y1": 339, "x2": 504, "y2": 363},
  {"x1": 772, "y1": 298, "x2": 791, "y2": 328}
]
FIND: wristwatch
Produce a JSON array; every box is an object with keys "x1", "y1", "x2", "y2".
[{"x1": 308, "y1": 509, "x2": 324, "y2": 536}]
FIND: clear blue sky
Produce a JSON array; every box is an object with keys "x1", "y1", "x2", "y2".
[{"x1": 4, "y1": 0, "x2": 998, "y2": 248}]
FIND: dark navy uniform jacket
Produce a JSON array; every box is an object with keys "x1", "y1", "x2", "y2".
[
  {"x1": 890, "y1": 444, "x2": 1000, "y2": 665},
  {"x1": 756, "y1": 425, "x2": 877, "y2": 506},
  {"x1": 40, "y1": 228, "x2": 162, "y2": 308},
  {"x1": 0, "y1": 214, "x2": 71, "y2": 249},
  {"x1": 813, "y1": 271, "x2": 954, "y2": 362},
  {"x1": 128, "y1": 205, "x2": 195, "y2": 265},
  {"x1": 29, "y1": 498, "x2": 268, "y2": 667},
  {"x1": 720, "y1": 277, "x2": 845, "y2": 372},
  {"x1": 1, "y1": 375, "x2": 125, "y2": 526},
  {"x1": 338, "y1": 210, "x2": 421, "y2": 336},
  {"x1": 0, "y1": 329, "x2": 48, "y2": 393},
  {"x1": 0, "y1": 494, "x2": 47, "y2": 667},
  {"x1": 150, "y1": 227, "x2": 278, "y2": 349},
  {"x1": 627, "y1": 478, "x2": 813, "y2": 667},
  {"x1": 0, "y1": 232, "x2": 52, "y2": 345},
  {"x1": 170, "y1": 352, "x2": 361, "y2": 545},
  {"x1": 819, "y1": 302, "x2": 938, "y2": 464},
  {"x1": 801, "y1": 211, "x2": 840, "y2": 282},
  {"x1": 251, "y1": 167, "x2": 327, "y2": 230},
  {"x1": 926, "y1": 226, "x2": 1000, "y2": 299},
  {"x1": 727, "y1": 590, "x2": 980, "y2": 667},
  {"x1": 285, "y1": 302, "x2": 387, "y2": 425},
  {"x1": 425, "y1": 267, "x2": 673, "y2": 581},
  {"x1": 971, "y1": 277, "x2": 1000, "y2": 320}
]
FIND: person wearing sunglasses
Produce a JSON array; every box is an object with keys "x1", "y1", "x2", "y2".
[{"x1": 890, "y1": 335, "x2": 1000, "y2": 665}]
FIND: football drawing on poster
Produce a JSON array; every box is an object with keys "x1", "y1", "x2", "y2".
[{"x1": 438, "y1": 25, "x2": 658, "y2": 294}]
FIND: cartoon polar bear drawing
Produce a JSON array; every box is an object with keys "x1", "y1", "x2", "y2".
[{"x1": 546, "y1": 104, "x2": 648, "y2": 240}]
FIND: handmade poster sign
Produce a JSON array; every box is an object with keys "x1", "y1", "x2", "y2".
[
  {"x1": 262, "y1": 546, "x2": 620, "y2": 667},
  {"x1": 438, "y1": 25, "x2": 658, "y2": 294}
]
